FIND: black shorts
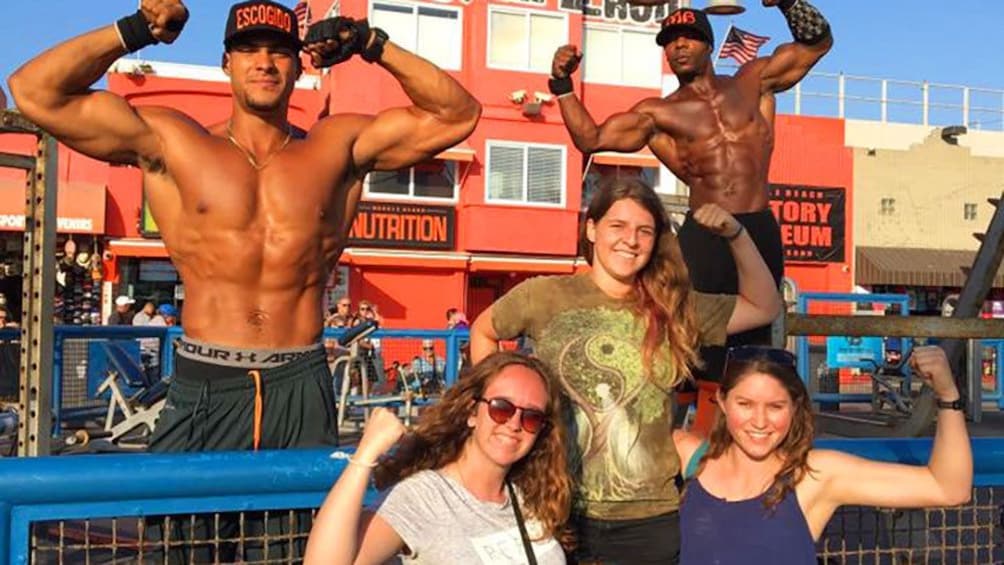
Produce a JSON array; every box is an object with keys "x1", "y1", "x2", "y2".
[
  {"x1": 678, "y1": 209, "x2": 784, "y2": 382},
  {"x1": 570, "y1": 511, "x2": 681, "y2": 565}
]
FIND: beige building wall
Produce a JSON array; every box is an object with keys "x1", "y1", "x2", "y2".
[{"x1": 848, "y1": 120, "x2": 1004, "y2": 251}]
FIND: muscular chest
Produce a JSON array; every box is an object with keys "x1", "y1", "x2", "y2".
[
  {"x1": 660, "y1": 82, "x2": 768, "y2": 146},
  {"x1": 169, "y1": 145, "x2": 349, "y2": 235}
]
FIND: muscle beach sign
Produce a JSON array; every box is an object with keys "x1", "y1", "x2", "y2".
[
  {"x1": 769, "y1": 185, "x2": 846, "y2": 263},
  {"x1": 558, "y1": 0, "x2": 684, "y2": 25}
]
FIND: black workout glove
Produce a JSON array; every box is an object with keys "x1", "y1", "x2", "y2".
[
  {"x1": 116, "y1": 10, "x2": 159, "y2": 53},
  {"x1": 304, "y1": 17, "x2": 372, "y2": 68}
]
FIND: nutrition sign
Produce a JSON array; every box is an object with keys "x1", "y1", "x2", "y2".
[
  {"x1": 348, "y1": 202, "x2": 456, "y2": 250},
  {"x1": 768, "y1": 185, "x2": 845, "y2": 263}
]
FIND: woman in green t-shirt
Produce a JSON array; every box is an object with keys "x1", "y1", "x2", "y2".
[{"x1": 470, "y1": 177, "x2": 782, "y2": 564}]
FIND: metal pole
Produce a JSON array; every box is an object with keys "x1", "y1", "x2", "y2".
[
  {"x1": 922, "y1": 81, "x2": 929, "y2": 126},
  {"x1": 880, "y1": 79, "x2": 888, "y2": 122},
  {"x1": 1, "y1": 110, "x2": 55, "y2": 456},
  {"x1": 17, "y1": 127, "x2": 56, "y2": 456},
  {"x1": 786, "y1": 314, "x2": 1004, "y2": 339},
  {"x1": 837, "y1": 73, "x2": 845, "y2": 118},
  {"x1": 967, "y1": 339, "x2": 982, "y2": 423},
  {"x1": 963, "y1": 86, "x2": 970, "y2": 128}
]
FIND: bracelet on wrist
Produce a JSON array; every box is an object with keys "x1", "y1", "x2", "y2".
[
  {"x1": 725, "y1": 224, "x2": 745, "y2": 241},
  {"x1": 115, "y1": 10, "x2": 158, "y2": 53},
  {"x1": 330, "y1": 451, "x2": 378, "y2": 468}
]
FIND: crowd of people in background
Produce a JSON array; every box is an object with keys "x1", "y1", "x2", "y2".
[
  {"x1": 322, "y1": 297, "x2": 471, "y2": 399},
  {"x1": 104, "y1": 295, "x2": 180, "y2": 328}
]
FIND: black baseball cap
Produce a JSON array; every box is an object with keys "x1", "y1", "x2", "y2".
[
  {"x1": 656, "y1": 8, "x2": 714, "y2": 47},
  {"x1": 224, "y1": 0, "x2": 301, "y2": 50}
]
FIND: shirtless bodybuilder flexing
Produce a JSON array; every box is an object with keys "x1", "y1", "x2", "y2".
[
  {"x1": 9, "y1": 0, "x2": 480, "y2": 453},
  {"x1": 10, "y1": 0, "x2": 479, "y2": 560},
  {"x1": 551, "y1": 0, "x2": 831, "y2": 401}
]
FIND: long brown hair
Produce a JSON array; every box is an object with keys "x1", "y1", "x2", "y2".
[
  {"x1": 374, "y1": 351, "x2": 572, "y2": 540},
  {"x1": 579, "y1": 176, "x2": 699, "y2": 385},
  {"x1": 699, "y1": 353, "x2": 816, "y2": 510}
]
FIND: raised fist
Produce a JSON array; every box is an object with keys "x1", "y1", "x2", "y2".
[
  {"x1": 909, "y1": 346, "x2": 960, "y2": 401},
  {"x1": 353, "y1": 407, "x2": 407, "y2": 465},
  {"x1": 303, "y1": 17, "x2": 372, "y2": 68},
  {"x1": 551, "y1": 45, "x2": 582, "y2": 79},
  {"x1": 692, "y1": 203, "x2": 743, "y2": 239},
  {"x1": 140, "y1": 0, "x2": 189, "y2": 44}
]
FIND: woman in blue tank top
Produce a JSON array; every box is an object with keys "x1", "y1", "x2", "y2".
[{"x1": 674, "y1": 344, "x2": 973, "y2": 565}]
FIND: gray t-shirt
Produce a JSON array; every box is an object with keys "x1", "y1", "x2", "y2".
[{"x1": 376, "y1": 470, "x2": 565, "y2": 565}]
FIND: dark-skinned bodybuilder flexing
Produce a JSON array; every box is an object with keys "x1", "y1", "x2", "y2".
[{"x1": 550, "y1": 0, "x2": 832, "y2": 430}]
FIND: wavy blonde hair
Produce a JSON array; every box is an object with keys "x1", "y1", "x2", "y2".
[
  {"x1": 374, "y1": 351, "x2": 572, "y2": 541},
  {"x1": 695, "y1": 355, "x2": 816, "y2": 510},
  {"x1": 579, "y1": 176, "x2": 700, "y2": 386}
]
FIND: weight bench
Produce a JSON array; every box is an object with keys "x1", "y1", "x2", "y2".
[
  {"x1": 333, "y1": 322, "x2": 420, "y2": 431},
  {"x1": 69, "y1": 341, "x2": 170, "y2": 448}
]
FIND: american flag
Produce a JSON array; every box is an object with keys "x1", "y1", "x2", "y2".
[
  {"x1": 718, "y1": 26, "x2": 770, "y2": 65},
  {"x1": 294, "y1": 1, "x2": 312, "y2": 40}
]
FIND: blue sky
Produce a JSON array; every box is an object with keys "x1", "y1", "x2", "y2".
[{"x1": 1, "y1": 1, "x2": 1002, "y2": 97}]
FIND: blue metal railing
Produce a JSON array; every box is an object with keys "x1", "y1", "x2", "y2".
[{"x1": 1, "y1": 438, "x2": 1001, "y2": 564}]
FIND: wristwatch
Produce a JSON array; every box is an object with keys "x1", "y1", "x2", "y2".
[{"x1": 936, "y1": 397, "x2": 965, "y2": 410}]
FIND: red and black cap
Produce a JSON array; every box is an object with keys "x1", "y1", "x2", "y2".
[
  {"x1": 224, "y1": 0, "x2": 301, "y2": 50},
  {"x1": 656, "y1": 8, "x2": 714, "y2": 47}
]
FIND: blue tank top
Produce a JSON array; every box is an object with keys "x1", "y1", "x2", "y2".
[{"x1": 680, "y1": 478, "x2": 817, "y2": 565}]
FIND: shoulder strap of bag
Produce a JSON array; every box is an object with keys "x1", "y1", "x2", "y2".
[{"x1": 506, "y1": 479, "x2": 538, "y2": 565}]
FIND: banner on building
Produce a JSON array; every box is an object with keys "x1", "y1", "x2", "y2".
[
  {"x1": 768, "y1": 185, "x2": 846, "y2": 263},
  {"x1": 558, "y1": 0, "x2": 685, "y2": 25},
  {"x1": 348, "y1": 202, "x2": 456, "y2": 250},
  {"x1": 0, "y1": 180, "x2": 106, "y2": 234}
]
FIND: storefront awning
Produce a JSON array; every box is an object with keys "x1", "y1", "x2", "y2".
[
  {"x1": 435, "y1": 142, "x2": 476, "y2": 162},
  {"x1": 107, "y1": 238, "x2": 170, "y2": 258},
  {"x1": 341, "y1": 249, "x2": 590, "y2": 274},
  {"x1": 0, "y1": 180, "x2": 106, "y2": 234},
  {"x1": 468, "y1": 254, "x2": 583, "y2": 274},
  {"x1": 856, "y1": 246, "x2": 1004, "y2": 287},
  {"x1": 591, "y1": 148, "x2": 660, "y2": 168},
  {"x1": 341, "y1": 248, "x2": 469, "y2": 269}
]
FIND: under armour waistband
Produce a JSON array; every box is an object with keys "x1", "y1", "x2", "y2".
[{"x1": 176, "y1": 335, "x2": 324, "y2": 369}]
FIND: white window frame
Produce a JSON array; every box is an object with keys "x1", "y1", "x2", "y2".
[
  {"x1": 582, "y1": 23, "x2": 662, "y2": 88},
  {"x1": 364, "y1": 161, "x2": 460, "y2": 204},
  {"x1": 486, "y1": 6, "x2": 568, "y2": 74},
  {"x1": 484, "y1": 140, "x2": 567, "y2": 208},
  {"x1": 369, "y1": 0, "x2": 464, "y2": 71}
]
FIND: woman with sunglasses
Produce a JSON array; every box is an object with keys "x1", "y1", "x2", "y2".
[
  {"x1": 305, "y1": 351, "x2": 572, "y2": 564},
  {"x1": 674, "y1": 345, "x2": 972, "y2": 564},
  {"x1": 469, "y1": 177, "x2": 782, "y2": 564}
]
